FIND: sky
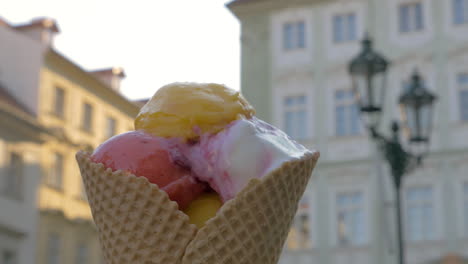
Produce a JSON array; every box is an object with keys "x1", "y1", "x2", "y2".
[{"x1": 1, "y1": 0, "x2": 240, "y2": 100}]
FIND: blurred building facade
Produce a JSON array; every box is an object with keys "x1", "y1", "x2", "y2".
[
  {"x1": 0, "y1": 86, "x2": 51, "y2": 264},
  {"x1": 228, "y1": 0, "x2": 468, "y2": 264},
  {"x1": 0, "y1": 17, "x2": 139, "y2": 263}
]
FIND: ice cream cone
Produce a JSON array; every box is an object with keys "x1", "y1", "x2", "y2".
[{"x1": 76, "y1": 150, "x2": 319, "y2": 264}]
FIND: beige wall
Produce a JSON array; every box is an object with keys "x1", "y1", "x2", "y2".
[
  {"x1": 38, "y1": 67, "x2": 135, "y2": 147},
  {"x1": 35, "y1": 55, "x2": 137, "y2": 264}
]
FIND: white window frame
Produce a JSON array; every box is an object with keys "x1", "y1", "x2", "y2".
[
  {"x1": 282, "y1": 20, "x2": 306, "y2": 51},
  {"x1": 323, "y1": 1, "x2": 364, "y2": 61},
  {"x1": 333, "y1": 88, "x2": 361, "y2": 137},
  {"x1": 271, "y1": 8, "x2": 314, "y2": 68},
  {"x1": 388, "y1": 0, "x2": 433, "y2": 48},
  {"x1": 448, "y1": 56, "x2": 468, "y2": 124},
  {"x1": 398, "y1": 1, "x2": 425, "y2": 33},
  {"x1": 456, "y1": 72, "x2": 468, "y2": 122},
  {"x1": 444, "y1": 0, "x2": 468, "y2": 41},
  {"x1": 332, "y1": 13, "x2": 358, "y2": 44},
  {"x1": 452, "y1": 0, "x2": 468, "y2": 25},
  {"x1": 329, "y1": 183, "x2": 370, "y2": 247},
  {"x1": 402, "y1": 174, "x2": 443, "y2": 242},
  {"x1": 403, "y1": 185, "x2": 437, "y2": 241},
  {"x1": 282, "y1": 94, "x2": 308, "y2": 140},
  {"x1": 272, "y1": 78, "x2": 314, "y2": 141}
]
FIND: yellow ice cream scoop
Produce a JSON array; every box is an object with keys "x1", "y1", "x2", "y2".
[
  {"x1": 183, "y1": 193, "x2": 222, "y2": 228},
  {"x1": 135, "y1": 82, "x2": 255, "y2": 140}
]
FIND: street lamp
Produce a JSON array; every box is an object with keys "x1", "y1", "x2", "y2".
[
  {"x1": 349, "y1": 34, "x2": 389, "y2": 130},
  {"x1": 348, "y1": 36, "x2": 437, "y2": 264},
  {"x1": 399, "y1": 70, "x2": 437, "y2": 159}
]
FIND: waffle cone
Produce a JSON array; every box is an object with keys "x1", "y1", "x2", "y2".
[{"x1": 76, "y1": 150, "x2": 319, "y2": 264}]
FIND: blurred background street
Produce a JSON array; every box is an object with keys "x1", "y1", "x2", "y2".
[{"x1": 1, "y1": 0, "x2": 468, "y2": 264}]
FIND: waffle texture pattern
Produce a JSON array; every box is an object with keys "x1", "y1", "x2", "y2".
[{"x1": 76, "y1": 150, "x2": 319, "y2": 264}]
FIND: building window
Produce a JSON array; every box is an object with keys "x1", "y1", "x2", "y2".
[
  {"x1": 453, "y1": 0, "x2": 468, "y2": 25},
  {"x1": 75, "y1": 243, "x2": 88, "y2": 264},
  {"x1": 2, "y1": 250, "x2": 17, "y2": 264},
  {"x1": 283, "y1": 21, "x2": 306, "y2": 51},
  {"x1": 405, "y1": 186, "x2": 436, "y2": 241},
  {"x1": 335, "y1": 90, "x2": 360, "y2": 136},
  {"x1": 47, "y1": 233, "x2": 60, "y2": 264},
  {"x1": 333, "y1": 13, "x2": 357, "y2": 43},
  {"x1": 286, "y1": 195, "x2": 312, "y2": 250},
  {"x1": 106, "y1": 117, "x2": 117, "y2": 138},
  {"x1": 336, "y1": 191, "x2": 365, "y2": 246},
  {"x1": 399, "y1": 2, "x2": 424, "y2": 33},
  {"x1": 463, "y1": 182, "x2": 468, "y2": 235},
  {"x1": 457, "y1": 73, "x2": 468, "y2": 121},
  {"x1": 2, "y1": 153, "x2": 23, "y2": 200},
  {"x1": 82, "y1": 103, "x2": 94, "y2": 133},
  {"x1": 47, "y1": 153, "x2": 64, "y2": 189},
  {"x1": 53, "y1": 86, "x2": 65, "y2": 118},
  {"x1": 283, "y1": 95, "x2": 307, "y2": 139}
]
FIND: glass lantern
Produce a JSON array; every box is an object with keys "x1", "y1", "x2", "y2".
[{"x1": 349, "y1": 35, "x2": 390, "y2": 129}]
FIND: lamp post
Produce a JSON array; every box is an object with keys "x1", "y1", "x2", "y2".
[{"x1": 348, "y1": 35, "x2": 437, "y2": 264}]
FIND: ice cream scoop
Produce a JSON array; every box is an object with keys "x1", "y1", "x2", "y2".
[
  {"x1": 90, "y1": 131, "x2": 206, "y2": 210},
  {"x1": 184, "y1": 117, "x2": 310, "y2": 202},
  {"x1": 135, "y1": 82, "x2": 255, "y2": 140}
]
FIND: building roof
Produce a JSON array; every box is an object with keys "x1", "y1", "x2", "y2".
[
  {"x1": 89, "y1": 67, "x2": 126, "y2": 78},
  {"x1": 133, "y1": 98, "x2": 149, "y2": 108},
  {"x1": 0, "y1": 17, "x2": 10, "y2": 27},
  {"x1": 13, "y1": 17, "x2": 60, "y2": 33},
  {"x1": 226, "y1": 0, "x2": 262, "y2": 7},
  {"x1": 45, "y1": 49, "x2": 140, "y2": 117}
]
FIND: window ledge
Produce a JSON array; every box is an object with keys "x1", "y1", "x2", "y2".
[
  {"x1": 294, "y1": 138, "x2": 315, "y2": 145},
  {"x1": 405, "y1": 239, "x2": 445, "y2": 247},
  {"x1": 74, "y1": 194, "x2": 88, "y2": 202},
  {"x1": 283, "y1": 248, "x2": 318, "y2": 254},
  {"x1": 451, "y1": 121, "x2": 468, "y2": 128},
  {"x1": 281, "y1": 48, "x2": 308, "y2": 55},
  {"x1": 332, "y1": 40, "x2": 358, "y2": 46},
  {"x1": 453, "y1": 22, "x2": 468, "y2": 28},
  {"x1": 329, "y1": 134, "x2": 367, "y2": 142},
  {"x1": 48, "y1": 111, "x2": 65, "y2": 121},
  {"x1": 45, "y1": 184, "x2": 64, "y2": 192},
  {"x1": 332, "y1": 244, "x2": 370, "y2": 252},
  {"x1": 398, "y1": 30, "x2": 426, "y2": 36},
  {"x1": 79, "y1": 127, "x2": 95, "y2": 137}
]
